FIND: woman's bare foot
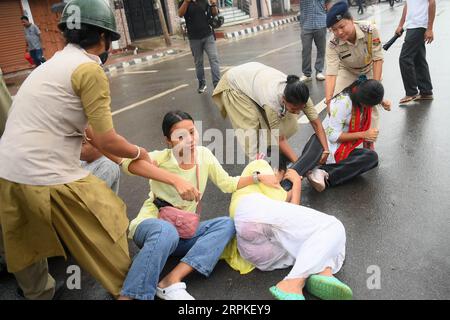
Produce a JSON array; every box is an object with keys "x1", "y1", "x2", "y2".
[
  {"x1": 117, "y1": 296, "x2": 133, "y2": 300},
  {"x1": 275, "y1": 278, "x2": 305, "y2": 295},
  {"x1": 318, "y1": 267, "x2": 334, "y2": 277}
]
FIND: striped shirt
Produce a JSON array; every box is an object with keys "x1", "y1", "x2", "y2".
[{"x1": 299, "y1": 0, "x2": 328, "y2": 30}]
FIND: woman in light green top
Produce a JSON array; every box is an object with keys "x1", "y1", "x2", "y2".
[{"x1": 119, "y1": 111, "x2": 280, "y2": 300}]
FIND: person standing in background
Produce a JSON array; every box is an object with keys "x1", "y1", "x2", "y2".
[
  {"x1": 397, "y1": 0, "x2": 435, "y2": 104},
  {"x1": 299, "y1": 0, "x2": 330, "y2": 82},
  {"x1": 178, "y1": 0, "x2": 221, "y2": 94},
  {"x1": 21, "y1": 16, "x2": 46, "y2": 67}
]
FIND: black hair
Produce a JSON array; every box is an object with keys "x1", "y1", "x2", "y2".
[
  {"x1": 266, "y1": 146, "x2": 290, "y2": 173},
  {"x1": 284, "y1": 75, "x2": 310, "y2": 105},
  {"x1": 21, "y1": 16, "x2": 29, "y2": 21},
  {"x1": 277, "y1": 152, "x2": 290, "y2": 172},
  {"x1": 162, "y1": 111, "x2": 194, "y2": 138},
  {"x1": 344, "y1": 79, "x2": 384, "y2": 107},
  {"x1": 62, "y1": 24, "x2": 111, "y2": 50}
]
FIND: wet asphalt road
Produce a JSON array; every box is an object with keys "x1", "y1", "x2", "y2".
[{"x1": 1, "y1": 2, "x2": 449, "y2": 300}]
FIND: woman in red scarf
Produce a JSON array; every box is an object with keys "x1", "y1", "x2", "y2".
[{"x1": 281, "y1": 78, "x2": 383, "y2": 192}]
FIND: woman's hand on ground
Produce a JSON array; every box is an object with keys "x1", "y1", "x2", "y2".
[
  {"x1": 284, "y1": 169, "x2": 302, "y2": 185},
  {"x1": 258, "y1": 174, "x2": 281, "y2": 189},
  {"x1": 364, "y1": 128, "x2": 379, "y2": 142},
  {"x1": 381, "y1": 99, "x2": 392, "y2": 111},
  {"x1": 173, "y1": 177, "x2": 200, "y2": 202}
]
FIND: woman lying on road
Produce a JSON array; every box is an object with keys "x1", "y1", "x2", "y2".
[
  {"x1": 223, "y1": 157, "x2": 352, "y2": 300},
  {"x1": 118, "y1": 111, "x2": 280, "y2": 300}
]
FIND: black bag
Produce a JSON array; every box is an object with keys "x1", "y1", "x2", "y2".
[
  {"x1": 208, "y1": 15, "x2": 224, "y2": 29},
  {"x1": 207, "y1": 5, "x2": 224, "y2": 29}
]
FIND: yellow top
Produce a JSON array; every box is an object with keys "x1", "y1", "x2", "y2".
[
  {"x1": 222, "y1": 160, "x2": 288, "y2": 274},
  {"x1": 123, "y1": 146, "x2": 240, "y2": 238}
]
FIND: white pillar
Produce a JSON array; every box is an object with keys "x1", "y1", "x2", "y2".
[{"x1": 21, "y1": 0, "x2": 34, "y2": 23}]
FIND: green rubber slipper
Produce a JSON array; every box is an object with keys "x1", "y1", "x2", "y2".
[
  {"x1": 305, "y1": 275, "x2": 353, "y2": 300},
  {"x1": 269, "y1": 286, "x2": 305, "y2": 301}
]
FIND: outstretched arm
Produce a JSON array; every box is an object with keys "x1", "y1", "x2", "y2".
[{"x1": 425, "y1": 0, "x2": 436, "y2": 44}]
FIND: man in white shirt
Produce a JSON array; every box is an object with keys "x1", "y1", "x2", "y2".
[{"x1": 396, "y1": 0, "x2": 436, "y2": 104}]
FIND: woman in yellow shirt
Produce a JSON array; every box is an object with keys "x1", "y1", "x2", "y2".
[{"x1": 118, "y1": 111, "x2": 279, "y2": 300}]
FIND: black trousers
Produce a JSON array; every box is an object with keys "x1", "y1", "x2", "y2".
[
  {"x1": 399, "y1": 28, "x2": 433, "y2": 97},
  {"x1": 281, "y1": 134, "x2": 378, "y2": 191}
]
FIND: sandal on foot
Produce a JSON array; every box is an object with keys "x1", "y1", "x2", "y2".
[
  {"x1": 416, "y1": 94, "x2": 434, "y2": 100},
  {"x1": 305, "y1": 275, "x2": 353, "y2": 300},
  {"x1": 399, "y1": 95, "x2": 418, "y2": 104},
  {"x1": 269, "y1": 286, "x2": 305, "y2": 300}
]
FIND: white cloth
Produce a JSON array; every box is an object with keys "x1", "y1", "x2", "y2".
[
  {"x1": 226, "y1": 62, "x2": 287, "y2": 112},
  {"x1": 0, "y1": 44, "x2": 101, "y2": 185},
  {"x1": 322, "y1": 93, "x2": 353, "y2": 164},
  {"x1": 405, "y1": 0, "x2": 429, "y2": 29},
  {"x1": 234, "y1": 193, "x2": 346, "y2": 279}
]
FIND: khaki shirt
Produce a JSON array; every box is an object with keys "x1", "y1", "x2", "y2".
[
  {"x1": 326, "y1": 21, "x2": 384, "y2": 76},
  {"x1": 224, "y1": 62, "x2": 318, "y2": 140}
]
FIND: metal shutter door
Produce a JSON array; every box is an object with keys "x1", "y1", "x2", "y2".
[{"x1": 0, "y1": 1, "x2": 30, "y2": 73}]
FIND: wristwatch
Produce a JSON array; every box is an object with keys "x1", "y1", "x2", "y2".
[{"x1": 252, "y1": 171, "x2": 260, "y2": 184}]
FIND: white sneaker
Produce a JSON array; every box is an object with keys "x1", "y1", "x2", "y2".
[
  {"x1": 300, "y1": 75, "x2": 312, "y2": 82},
  {"x1": 306, "y1": 168, "x2": 329, "y2": 192},
  {"x1": 156, "y1": 282, "x2": 195, "y2": 300},
  {"x1": 316, "y1": 73, "x2": 326, "y2": 81}
]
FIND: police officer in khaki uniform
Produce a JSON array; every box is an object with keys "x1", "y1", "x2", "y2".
[{"x1": 324, "y1": 1, "x2": 391, "y2": 148}]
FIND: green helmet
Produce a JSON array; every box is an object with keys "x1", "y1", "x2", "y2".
[{"x1": 58, "y1": 0, "x2": 121, "y2": 41}]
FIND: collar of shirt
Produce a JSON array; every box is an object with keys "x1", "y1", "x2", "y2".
[{"x1": 66, "y1": 43, "x2": 102, "y2": 65}]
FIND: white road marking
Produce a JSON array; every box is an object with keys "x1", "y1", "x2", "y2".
[
  {"x1": 298, "y1": 99, "x2": 327, "y2": 124},
  {"x1": 122, "y1": 70, "x2": 159, "y2": 74},
  {"x1": 186, "y1": 66, "x2": 230, "y2": 71},
  {"x1": 112, "y1": 84, "x2": 189, "y2": 117},
  {"x1": 255, "y1": 41, "x2": 300, "y2": 59}
]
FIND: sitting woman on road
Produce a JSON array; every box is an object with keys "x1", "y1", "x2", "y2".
[
  {"x1": 303, "y1": 77, "x2": 382, "y2": 192},
  {"x1": 118, "y1": 111, "x2": 280, "y2": 300},
  {"x1": 222, "y1": 158, "x2": 352, "y2": 300}
]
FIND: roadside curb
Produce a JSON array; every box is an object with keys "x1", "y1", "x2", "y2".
[
  {"x1": 103, "y1": 16, "x2": 300, "y2": 74},
  {"x1": 223, "y1": 16, "x2": 299, "y2": 39},
  {"x1": 103, "y1": 49, "x2": 184, "y2": 74}
]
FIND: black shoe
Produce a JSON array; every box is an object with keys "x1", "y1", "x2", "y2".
[
  {"x1": 17, "y1": 280, "x2": 66, "y2": 300},
  {"x1": 198, "y1": 83, "x2": 207, "y2": 94},
  {"x1": 0, "y1": 263, "x2": 7, "y2": 276},
  {"x1": 0, "y1": 256, "x2": 7, "y2": 276}
]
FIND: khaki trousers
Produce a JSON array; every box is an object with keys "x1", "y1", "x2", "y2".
[{"x1": 0, "y1": 224, "x2": 56, "y2": 300}]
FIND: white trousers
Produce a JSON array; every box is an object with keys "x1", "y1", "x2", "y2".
[{"x1": 235, "y1": 193, "x2": 346, "y2": 279}]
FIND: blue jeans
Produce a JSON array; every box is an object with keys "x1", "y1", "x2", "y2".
[
  {"x1": 29, "y1": 49, "x2": 45, "y2": 66},
  {"x1": 189, "y1": 34, "x2": 221, "y2": 87},
  {"x1": 120, "y1": 217, "x2": 235, "y2": 300}
]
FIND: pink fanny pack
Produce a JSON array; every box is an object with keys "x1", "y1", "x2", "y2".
[{"x1": 156, "y1": 164, "x2": 201, "y2": 239}]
